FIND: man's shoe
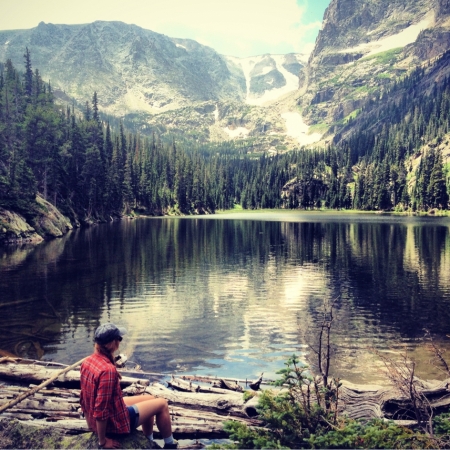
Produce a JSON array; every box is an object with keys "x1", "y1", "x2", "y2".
[
  {"x1": 163, "y1": 440, "x2": 178, "y2": 449},
  {"x1": 150, "y1": 441, "x2": 162, "y2": 449}
]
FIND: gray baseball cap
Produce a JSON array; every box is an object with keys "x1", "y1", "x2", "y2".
[{"x1": 94, "y1": 323, "x2": 127, "y2": 345}]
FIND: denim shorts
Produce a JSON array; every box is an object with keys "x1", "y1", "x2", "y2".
[{"x1": 127, "y1": 404, "x2": 140, "y2": 429}]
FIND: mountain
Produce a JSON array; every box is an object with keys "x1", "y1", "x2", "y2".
[
  {"x1": 1, "y1": 1, "x2": 450, "y2": 151},
  {"x1": 298, "y1": 0, "x2": 450, "y2": 143},
  {"x1": 0, "y1": 21, "x2": 245, "y2": 114},
  {"x1": 0, "y1": 21, "x2": 310, "y2": 151},
  {"x1": 2, "y1": 1, "x2": 450, "y2": 244}
]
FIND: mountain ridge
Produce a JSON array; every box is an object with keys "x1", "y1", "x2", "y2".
[
  {"x1": 2, "y1": 1, "x2": 450, "y2": 150},
  {"x1": 298, "y1": 0, "x2": 450, "y2": 143},
  {"x1": 0, "y1": 20, "x2": 307, "y2": 114},
  {"x1": 0, "y1": 20, "x2": 312, "y2": 150}
]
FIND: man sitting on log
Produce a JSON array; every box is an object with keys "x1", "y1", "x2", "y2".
[{"x1": 80, "y1": 323, "x2": 177, "y2": 449}]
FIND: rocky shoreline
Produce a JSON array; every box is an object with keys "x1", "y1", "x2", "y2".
[{"x1": 0, "y1": 196, "x2": 73, "y2": 245}]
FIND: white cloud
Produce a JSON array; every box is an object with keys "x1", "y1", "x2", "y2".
[{"x1": 133, "y1": 0, "x2": 310, "y2": 56}]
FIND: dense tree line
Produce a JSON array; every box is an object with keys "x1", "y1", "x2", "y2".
[
  {"x1": 0, "y1": 50, "x2": 449, "y2": 222},
  {"x1": 0, "y1": 52, "x2": 241, "y2": 220}
]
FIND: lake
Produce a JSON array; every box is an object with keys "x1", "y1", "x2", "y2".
[{"x1": 1, "y1": 211, "x2": 450, "y2": 385}]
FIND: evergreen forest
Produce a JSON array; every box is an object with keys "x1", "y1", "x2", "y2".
[{"x1": 1, "y1": 49, "x2": 450, "y2": 225}]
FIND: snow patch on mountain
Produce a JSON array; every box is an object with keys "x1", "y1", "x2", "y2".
[
  {"x1": 223, "y1": 126, "x2": 250, "y2": 138},
  {"x1": 228, "y1": 55, "x2": 262, "y2": 101},
  {"x1": 246, "y1": 55, "x2": 300, "y2": 106},
  {"x1": 282, "y1": 112, "x2": 322, "y2": 146},
  {"x1": 341, "y1": 13, "x2": 434, "y2": 57},
  {"x1": 227, "y1": 54, "x2": 305, "y2": 106}
]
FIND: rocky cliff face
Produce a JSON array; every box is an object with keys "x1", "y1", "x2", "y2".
[
  {"x1": 436, "y1": 0, "x2": 450, "y2": 17},
  {"x1": 0, "y1": 21, "x2": 310, "y2": 150},
  {"x1": 0, "y1": 21, "x2": 305, "y2": 116},
  {"x1": 299, "y1": 0, "x2": 450, "y2": 134},
  {"x1": 0, "y1": 21, "x2": 246, "y2": 115},
  {"x1": 2, "y1": 2, "x2": 450, "y2": 150},
  {"x1": 0, "y1": 196, "x2": 72, "y2": 244}
]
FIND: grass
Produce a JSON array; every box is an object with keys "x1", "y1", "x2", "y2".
[
  {"x1": 215, "y1": 207, "x2": 450, "y2": 217},
  {"x1": 344, "y1": 109, "x2": 361, "y2": 123},
  {"x1": 309, "y1": 122, "x2": 330, "y2": 134},
  {"x1": 360, "y1": 47, "x2": 403, "y2": 64}
]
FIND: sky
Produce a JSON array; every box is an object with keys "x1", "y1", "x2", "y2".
[{"x1": 0, "y1": 0, "x2": 330, "y2": 57}]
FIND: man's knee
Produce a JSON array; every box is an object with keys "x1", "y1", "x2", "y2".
[{"x1": 159, "y1": 398, "x2": 169, "y2": 411}]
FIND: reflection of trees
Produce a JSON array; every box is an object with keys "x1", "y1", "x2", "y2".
[
  {"x1": 0, "y1": 233, "x2": 75, "y2": 358},
  {"x1": 278, "y1": 221, "x2": 450, "y2": 338},
  {"x1": 2, "y1": 218, "x2": 450, "y2": 377},
  {"x1": 280, "y1": 221, "x2": 450, "y2": 382}
]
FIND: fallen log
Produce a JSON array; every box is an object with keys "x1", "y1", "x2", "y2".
[
  {"x1": 0, "y1": 361, "x2": 149, "y2": 389},
  {"x1": 120, "y1": 369, "x2": 274, "y2": 387},
  {"x1": 0, "y1": 382, "x2": 260, "y2": 438},
  {"x1": 168, "y1": 376, "x2": 200, "y2": 393},
  {"x1": 0, "y1": 385, "x2": 80, "y2": 401},
  {"x1": 0, "y1": 357, "x2": 88, "y2": 415},
  {"x1": 339, "y1": 378, "x2": 450, "y2": 421},
  {"x1": 8, "y1": 408, "x2": 80, "y2": 419},
  {"x1": 3, "y1": 357, "x2": 450, "y2": 439},
  {"x1": 211, "y1": 379, "x2": 243, "y2": 392},
  {"x1": 170, "y1": 405, "x2": 260, "y2": 426},
  {"x1": 147, "y1": 382, "x2": 248, "y2": 417},
  {"x1": 167, "y1": 376, "x2": 235, "y2": 395}
]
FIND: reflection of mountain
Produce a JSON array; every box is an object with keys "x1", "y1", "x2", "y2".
[{"x1": 1, "y1": 216, "x2": 450, "y2": 382}]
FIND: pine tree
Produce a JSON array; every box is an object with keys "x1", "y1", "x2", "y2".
[
  {"x1": 23, "y1": 47, "x2": 33, "y2": 98},
  {"x1": 428, "y1": 150, "x2": 448, "y2": 209}
]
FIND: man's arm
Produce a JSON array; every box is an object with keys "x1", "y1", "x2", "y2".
[
  {"x1": 96, "y1": 418, "x2": 107, "y2": 446},
  {"x1": 96, "y1": 419, "x2": 119, "y2": 449}
]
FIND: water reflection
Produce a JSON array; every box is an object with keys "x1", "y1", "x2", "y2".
[{"x1": 1, "y1": 213, "x2": 450, "y2": 383}]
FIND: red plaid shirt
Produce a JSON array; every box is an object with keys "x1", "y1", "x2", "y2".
[{"x1": 80, "y1": 352, "x2": 130, "y2": 434}]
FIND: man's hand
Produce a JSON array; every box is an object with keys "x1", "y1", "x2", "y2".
[
  {"x1": 102, "y1": 437, "x2": 120, "y2": 449},
  {"x1": 96, "y1": 419, "x2": 120, "y2": 449}
]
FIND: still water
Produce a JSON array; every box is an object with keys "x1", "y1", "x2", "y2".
[{"x1": 1, "y1": 212, "x2": 450, "y2": 385}]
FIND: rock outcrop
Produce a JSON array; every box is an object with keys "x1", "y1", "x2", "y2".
[
  {"x1": 0, "y1": 196, "x2": 72, "y2": 245},
  {"x1": 299, "y1": 0, "x2": 450, "y2": 134},
  {"x1": 0, "y1": 209, "x2": 42, "y2": 244},
  {"x1": 0, "y1": 418, "x2": 150, "y2": 449}
]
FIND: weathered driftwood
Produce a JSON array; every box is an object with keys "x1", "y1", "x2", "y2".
[
  {"x1": 0, "y1": 384, "x2": 80, "y2": 399},
  {"x1": 339, "y1": 378, "x2": 450, "y2": 422},
  {"x1": 168, "y1": 376, "x2": 200, "y2": 393},
  {"x1": 0, "y1": 360, "x2": 149, "y2": 388},
  {"x1": 0, "y1": 356, "x2": 87, "y2": 414},
  {"x1": 3, "y1": 357, "x2": 450, "y2": 440},
  {"x1": 211, "y1": 379, "x2": 243, "y2": 392},
  {"x1": 0, "y1": 382, "x2": 260, "y2": 438},
  {"x1": 122, "y1": 370, "x2": 273, "y2": 388},
  {"x1": 167, "y1": 376, "x2": 234, "y2": 395},
  {"x1": 147, "y1": 382, "x2": 247, "y2": 417}
]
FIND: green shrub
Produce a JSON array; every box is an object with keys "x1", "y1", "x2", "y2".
[
  {"x1": 212, "y1": 421, "x2": 287, "y2": 449},
  {"x1": 433, "y1": 412, "x2": 450, "y2": 438},
  {"x1": 217, "y1": 355, "x2": 450, "y2": 449},
  {"x1": 308, "y1": 418, "x2": 438, "y2": 449}
]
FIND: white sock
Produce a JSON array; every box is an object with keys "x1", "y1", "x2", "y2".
[
  {"x1": 146, "y1": 433, "x2": 154, "y2": 441},
  {"x1": 163, "y1": 435, "x2": 174, "y2": 444}
]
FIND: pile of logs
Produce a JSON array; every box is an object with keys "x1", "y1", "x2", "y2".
[
  {"x1": 0, "y1": 357, "x2": 261, "y2": 438},
  {"x1": 1, "y1": 356, "x2": 450, "y2": 439}
]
